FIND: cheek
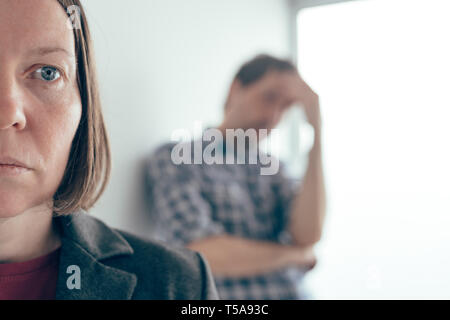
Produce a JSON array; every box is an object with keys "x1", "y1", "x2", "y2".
[
  {"x1": 255, "y1": 102, "x2": 274, "y2": 121},
  {"x1": 0, "y1": 85, "x2": 82, "y2": 217},
  {"x1": 29, "y1": 86, "x2": 82, "y2": 183}
]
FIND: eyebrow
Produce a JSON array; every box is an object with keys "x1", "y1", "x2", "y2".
[{"x1": 27, "y1": 46, "x2": 75, "y2": 58}]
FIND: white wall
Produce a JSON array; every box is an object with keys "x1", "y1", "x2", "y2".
[
  {"x1": 296, "y1": 0, "x2": 450, "y2": 299},
  {"x1": 79, "y1": 0, "x2": 291, "y2": 237}
]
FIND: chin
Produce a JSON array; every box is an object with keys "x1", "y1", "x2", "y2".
[
  {"x1": 0, "y1": 206, "x2": 24, "y2": 219},
  {"x1": 0, "y1": 191, "x2": 35, "y2": 219}
]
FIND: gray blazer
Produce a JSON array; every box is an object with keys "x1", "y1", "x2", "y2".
[{"x1": 53, "y1": 210, "x2": 219, "y2": 300}]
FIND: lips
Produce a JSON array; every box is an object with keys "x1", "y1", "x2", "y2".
[{"x1": 0, "y1": 156, "x2": 30, "y2": 170}]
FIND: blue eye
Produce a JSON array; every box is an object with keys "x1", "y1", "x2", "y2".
[{"x1": 36, "y1": 66, "x2": 61, "y2": 82}]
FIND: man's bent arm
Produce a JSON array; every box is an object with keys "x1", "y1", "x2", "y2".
[
  {"x1": 288, "y1": 121, "x2": 327, "y2": 247},
  {"x1": 187, "y1": 235, "x2": 316, "y2": 277}
]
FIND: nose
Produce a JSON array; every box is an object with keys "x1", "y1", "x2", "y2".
[{"x1": 0, "y1": 78, "x2": 27, "y2": 131}]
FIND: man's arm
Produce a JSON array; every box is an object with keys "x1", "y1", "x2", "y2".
[
  {"x1": 288, "y1": 126, "x2": 327, "y2": 247},
  {"x1": 146, "y1": 146, "x2": 317, "y2": 278},
  {"x1": 285, "y1": 75, "x2": 327, "y2": 247},
  {"x1": 187, "y1": 235, "x2": 316, "y2": 277}
]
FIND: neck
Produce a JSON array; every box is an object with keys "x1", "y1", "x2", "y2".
[{"x1": 0, "y1": 203, "x2": 61, "y2": 263}]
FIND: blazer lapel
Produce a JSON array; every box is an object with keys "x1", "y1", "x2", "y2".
[
  {"x1": 54, "y1": 239, "x2": 137, "y2": 300},
  {"x1": 54, "y1": 211, "x2": 138, "y2": 300}
]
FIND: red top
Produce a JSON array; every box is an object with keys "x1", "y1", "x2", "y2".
[{"x1": 0, "y1": 248, "x2": 60, "y2": 300}]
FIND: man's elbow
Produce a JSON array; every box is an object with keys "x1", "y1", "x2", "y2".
[{"x1": 292, "y1": 228, "x2": 323, "y2": 247}]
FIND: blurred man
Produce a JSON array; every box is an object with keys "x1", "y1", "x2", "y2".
[{"x1": 145, "y1": 54, "x2": 326, "y2": 299}]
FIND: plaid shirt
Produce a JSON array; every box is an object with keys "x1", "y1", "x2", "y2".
[{"x1": 145, "y1": 139, "x2": 310, "y2": 299}]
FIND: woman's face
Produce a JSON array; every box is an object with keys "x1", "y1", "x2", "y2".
[{"x1": 0, "y1": 0, "x2": 82, "y2": 217}]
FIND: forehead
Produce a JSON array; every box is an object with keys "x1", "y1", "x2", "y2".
[
  {"x1": 255, "y1": 70, "x2": 293, "y2": 92},
  {"x1": 0, "y1": 0, "x2": 75, "y2": 57}
]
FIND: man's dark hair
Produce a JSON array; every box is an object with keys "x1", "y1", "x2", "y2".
[{"x1": 234, "y1": 54, "x2": 297, "y2": 86}]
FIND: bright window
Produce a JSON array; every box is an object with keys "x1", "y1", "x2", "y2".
[{"x1": 297, "y1": 0, "x2": 450, "y2": 299}]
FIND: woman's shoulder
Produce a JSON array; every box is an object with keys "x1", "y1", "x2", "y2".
[
  {"x1": 57, "y1": 212, "x2": 218, "y2": 300},
  {"x1": 114, "y1": 229, "x2": 217, "y2": 299}
]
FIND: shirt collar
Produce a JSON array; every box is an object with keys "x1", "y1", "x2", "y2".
[{"x1": 201, "y1": 127, "x2": 260, "y2": 161}]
